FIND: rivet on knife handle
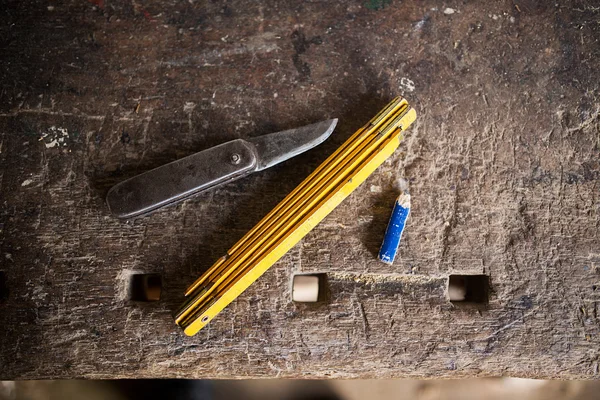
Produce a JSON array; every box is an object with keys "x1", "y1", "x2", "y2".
[{"x1": 175, "y1": 96, "x2": 417, "y2": 336}]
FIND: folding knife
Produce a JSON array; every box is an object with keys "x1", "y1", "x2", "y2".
[
  {"x1": 106, "y1": 119, "x2": 338, "y2": 219},
  {"x1": 176, "y1": 96, "x2": 416, "y2": 336}
]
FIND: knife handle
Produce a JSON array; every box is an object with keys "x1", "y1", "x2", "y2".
[{"x1": 106, "y1": 139, "x2": 258, "y2": 219}]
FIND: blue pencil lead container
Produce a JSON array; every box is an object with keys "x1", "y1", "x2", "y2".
[{"x1": 378, "y1": 192, "x2": 411, "y2": 264}]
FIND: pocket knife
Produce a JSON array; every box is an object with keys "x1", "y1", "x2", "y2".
[{"x1": 106, "y1": 119, "x2": 338, "y2": 219}]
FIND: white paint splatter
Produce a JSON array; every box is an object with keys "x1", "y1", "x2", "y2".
[
  {"x1": 40, "y1": 126, "x2": 69, "y2": 148},
  {"x1": 183, "y1": 102, "x2": 196, "y2": 112},
  {"x1": 45, "y1": 139, "x2": 59, "y2": 148},
  {"x1": 21, "y1": 179, "x2": 33, "y2": 187},
  {"x1": 443, "y1": 7, "x2": 456, "y2": 15},
  {"x1": 414, "y1": 19, "x2": 427, "y2": 31},
  {"x1": 400, "y1": 77, "x2": 416, "y2": 92}
]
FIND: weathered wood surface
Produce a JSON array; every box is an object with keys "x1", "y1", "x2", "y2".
[{"x1": 1, "y1": 0, "x2": 599, "y2": 379}]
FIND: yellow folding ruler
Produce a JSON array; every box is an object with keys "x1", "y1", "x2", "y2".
[{"x1": 175, "y1": 96, "x2": 417, "y2": 336}]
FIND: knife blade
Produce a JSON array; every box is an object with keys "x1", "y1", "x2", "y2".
[{"x1": 106, "y1": 119, "x2": 338, "y2": 219}]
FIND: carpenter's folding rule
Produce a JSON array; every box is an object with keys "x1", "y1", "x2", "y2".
[{"x1": 175, "y1": 96, "x2": 417, "y2": 336}]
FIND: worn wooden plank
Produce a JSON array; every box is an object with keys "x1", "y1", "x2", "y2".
[{"x1": 0, "y1": 0, "x2": 599, "y2": 379}]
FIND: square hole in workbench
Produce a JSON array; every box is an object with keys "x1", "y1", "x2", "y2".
[
  {"x1": 292, "y1": 273, "x2": 328, "y2": 303},
  {"x1": 0, "y1": 271, "x2": 7, "y2": 302},
  {"x1": 447, "y1": 274, "x2": 489, "y2": 305},
  {"x1": 129, "y1": 274, "x2": 162, "y2": 302}
]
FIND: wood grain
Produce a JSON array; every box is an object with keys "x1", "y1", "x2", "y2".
[{"x1": 0, "y1": 0, "x2": 599, "y2": 379}]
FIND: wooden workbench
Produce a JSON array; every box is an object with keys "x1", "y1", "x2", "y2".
[{"x1": 1, "y1": 0, "x2": 599, "y2": 379}]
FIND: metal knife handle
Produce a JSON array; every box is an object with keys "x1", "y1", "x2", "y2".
[{"x1": 106, "y1": 139, "x2": 258, "y2": 219}]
